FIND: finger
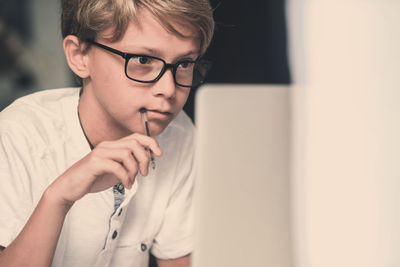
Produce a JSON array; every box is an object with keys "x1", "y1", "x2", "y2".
[
  {"x1": 114, "y1": 147, "x2": 146, "y2": 179},
  {"x1": 116, "y1": 141, "x2": 150, "y2": 177},
  {"x1": 95, "y1": 134, "x2": 161, "y2": 175},
  {"x1": 121, "y1": 133, "x2": 163, "y2": 157},
  {"x1": 98, "y1": 134, "x2": 162, "y2": 157},
  {"x1": 127, "y1": 139, "x2": 151, "y2": 176},
  {"x1": 94, "y1": 147, "x2": 141, "y2": 182},
  {"x1": 99, "y1": 159, "x2": 133, "y2": 189}
]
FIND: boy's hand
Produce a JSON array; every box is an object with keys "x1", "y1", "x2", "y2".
[{"x1": 48, "y1": 133, "x2": 162, "y2": 206}]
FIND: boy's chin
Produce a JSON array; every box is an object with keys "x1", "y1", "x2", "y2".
[{"x1": 150, "y1": 124, "x2": 168, "y2": 137}]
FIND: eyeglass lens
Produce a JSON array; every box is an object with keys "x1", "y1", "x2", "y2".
[{"x1": 126, "y1": 56, "x2": 209, "y2": 87}]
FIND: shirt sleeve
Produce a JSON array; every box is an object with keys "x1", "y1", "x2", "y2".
[
  {"x1": 0, "y1": 123, "x2": 37, "y2": 248},
  {"x1": 150, "y1": 126, "x2": 196, "y2": 260}
]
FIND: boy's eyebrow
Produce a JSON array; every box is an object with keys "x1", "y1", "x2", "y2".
[
  {"x1": 175, "y1": 51, "x2": 199, "y2": 60},
  {"x1": 123, "y1": 46, "x2": 199, "y2": 59}
]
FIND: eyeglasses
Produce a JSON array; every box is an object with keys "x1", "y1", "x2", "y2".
[{"x1": 87, "y1": 40, "x2": 211, "y2": 88}]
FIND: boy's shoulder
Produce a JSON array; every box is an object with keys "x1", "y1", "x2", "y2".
[
  {"x1": 0, "y1": 88, "x2": 80, "y2": 142},
  {"x1": 0, "y1": 88, "x2": 80, "y2": 123},
  {"x1": 2, "y1": 87, "x2": 79, "y2": 111}
]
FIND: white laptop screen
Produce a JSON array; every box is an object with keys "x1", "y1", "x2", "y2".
[{"x1": 193, "y1": 84, "x2": 292, "y2": 267}]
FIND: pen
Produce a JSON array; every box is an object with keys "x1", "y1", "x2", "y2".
[{"x1": 139, "y1": 108, "x2": 156, "y2": 170}]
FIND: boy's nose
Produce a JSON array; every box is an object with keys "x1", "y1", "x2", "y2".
[{"x1": 152, "y1": 69, "x2": 176, "y2": 99}]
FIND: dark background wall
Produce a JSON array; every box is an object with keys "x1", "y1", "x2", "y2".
[{"x1": 183, "y1": 0, "x2": 291, "y2": 121}]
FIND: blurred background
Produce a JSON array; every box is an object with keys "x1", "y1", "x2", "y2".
[
  {"x1": 0, "y1": 0, "x2": 72, "y2": 111},
  {"x1": 1, "y1": 0, "x2": 400, "y2": 267}
]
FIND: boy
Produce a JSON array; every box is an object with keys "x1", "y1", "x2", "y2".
[{"x1": 0, "y1": 0, "x2": 214, "y2": 266}]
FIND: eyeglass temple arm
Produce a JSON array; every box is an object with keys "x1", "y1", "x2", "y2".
[{"x1": 87, "y1": 40, "x2": 127, "y2": 59}]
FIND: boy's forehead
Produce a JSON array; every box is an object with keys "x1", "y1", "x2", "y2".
[{"x1": 100, "y1": 8, "x2": 199, "y2": 51}]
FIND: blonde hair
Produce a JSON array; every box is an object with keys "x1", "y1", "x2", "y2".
[{"x1": 61, "y1": 0, "x2": 214, "y2": 55}]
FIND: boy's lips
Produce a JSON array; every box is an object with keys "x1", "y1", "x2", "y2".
[{"x1": 146, "y1": 109, "x2": 173, "y2": 120}]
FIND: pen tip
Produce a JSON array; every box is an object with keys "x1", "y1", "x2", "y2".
[{"x1": 139, "y1": 107, "x2": 147, "y2": 113}]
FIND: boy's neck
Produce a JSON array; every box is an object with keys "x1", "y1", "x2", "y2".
[{"x1": 78, "y1": 86, "x2": 131, "y2": 147}]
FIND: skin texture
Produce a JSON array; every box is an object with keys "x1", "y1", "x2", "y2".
[{"x1": 0, "y1": 9, "x2": 197, "y2": 267}]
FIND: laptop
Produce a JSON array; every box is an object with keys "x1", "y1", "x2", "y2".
[{"x1": 193, "y1": 84, "x2": 292, "y2": 267}]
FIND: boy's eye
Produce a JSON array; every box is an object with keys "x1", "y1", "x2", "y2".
[
  {"x1": 133, "y1": 56, "x2": 152, "y2": 64},
  {"x1": 178, "y1": 61, "x2": 194, "y2": 69}
]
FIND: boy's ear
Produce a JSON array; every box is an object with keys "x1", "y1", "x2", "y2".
[{"x1": 63, "y1": 35, "x2": 90, "y2": 79}]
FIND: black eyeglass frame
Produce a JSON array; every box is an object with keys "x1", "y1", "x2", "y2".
[{"x1": 87, "y1": 40, "x2": 211, "y2": 88}]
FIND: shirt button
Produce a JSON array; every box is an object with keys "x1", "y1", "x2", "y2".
[
  {"x1": 118, "y1": 208, "x2": 123, "y2": 216},
  {"x1": 112, "y1": 230, "x2": 118, "y2": 239},
  {"x1": 141, "y1": 243, "x2": 147, "y2": 252},
  {"x1": 117, "y1": 183, "x2": 124, "y2": 192}
]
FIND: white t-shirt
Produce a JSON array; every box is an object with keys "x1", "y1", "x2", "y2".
[{"x1": 0, "y1": 88, "x2": 195, "y2": 267}]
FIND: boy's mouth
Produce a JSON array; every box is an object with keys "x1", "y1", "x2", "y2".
[
  {"x1": 140, "y1": 108, "x2": 173, "y2": 120},
  {"x1": 147, "y1": 109, "x2": 172, "y2": 119}
]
